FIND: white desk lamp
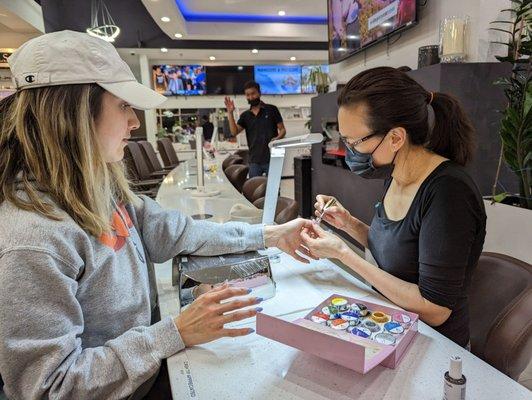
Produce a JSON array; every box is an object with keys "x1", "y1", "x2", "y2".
[
  {"x1": 261, "y1": 133, "x2": 323, "y2": 224},
  {"x1": 188, "y1": 126, "x2": 221, "y2": 198}
]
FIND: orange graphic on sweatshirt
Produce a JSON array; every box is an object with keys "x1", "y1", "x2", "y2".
[{"x1": 99, "y1": 205, "x2": 133, "y2": 251}]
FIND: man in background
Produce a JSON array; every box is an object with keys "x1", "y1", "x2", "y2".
[
  {"x1": 224, "y1": 81, "x2": 286, "y2": 177},
  {"x1": 201, "y1": 115, "x2": 214, "y2": 142}
]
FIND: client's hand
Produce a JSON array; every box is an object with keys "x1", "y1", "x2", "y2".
[
  {"x1": 174, "y1": 284, "x2": 262, "y2": 347},
  {"x1": 264, "y1": 218, "x2": 319, "y2": 264},
  {"x1": 300, "y1": 222, "x2": 349, "y2": 260}
]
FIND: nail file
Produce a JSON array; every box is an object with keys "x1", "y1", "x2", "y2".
[{"x1": 315, "y1": 198, "x2": 337, "y2": 224}]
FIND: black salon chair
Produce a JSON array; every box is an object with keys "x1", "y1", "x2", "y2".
[
  {"x1": 224, "y1": 164, "x2": 249, "y2": 193},
  {"x1": 468, "y1": 252, "x2": 532, "y2": 385},
  {"x1": 222, "y1": 155, "x2": 244, "y2": 171},
  {"x1": 242, "y1": 177, "x2": 267, "y2": 203}
]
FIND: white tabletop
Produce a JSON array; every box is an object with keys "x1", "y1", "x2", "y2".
[{"x1": 155, "y1": 158, "x2": 530, "y2": 400}]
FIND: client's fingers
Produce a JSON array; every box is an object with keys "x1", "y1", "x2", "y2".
[
  {"x1": 221, "y1": 307, "x2": 261, "y2": 324},
  {"x1": 222, "y1": 327, "x2": 256, "y2": 338},
  {"x1": 217, "y1": 296, "x2": 261, "y2": 314},
  {"x1": 208, "y1": 286, "x2": 250, "y2": 302}
]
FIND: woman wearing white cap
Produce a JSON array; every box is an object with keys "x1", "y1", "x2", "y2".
[{"x1": 0, "y1": 31, "x2": 316, "y2": 400}]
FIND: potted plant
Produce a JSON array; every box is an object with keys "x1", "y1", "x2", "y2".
[
  {"x1": 307, "y1": 66, "x2": 331, "y2": 94},
  {"x1": 490, "y1": 0, "x2": 531, "y2": 210}
]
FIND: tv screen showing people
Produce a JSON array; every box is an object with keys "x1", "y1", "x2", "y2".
[
  {"x1": 152, "y1": 64, "x2": 206, "y2": 96},
  {"x1": 328, "y1": 0, "x2": 417, "y2": 63},
  {"x1": 253, "y1": 65, "x2": 302, "y2": 95}
]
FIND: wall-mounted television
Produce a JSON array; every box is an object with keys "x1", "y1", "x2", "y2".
[
  {"x1": 327, "y1": 0, "x2": 418, "y2": 64},
  {"x1": 301, "y1": 65, "x2": 330, "y2": 94},
  {"x1": 152, "y1": 64, "x2": 206, "y2": 95},
  {"x1": 254, "y1": 65, "x2": 302, "y2": 95},
  {"x1": 206, "y1": 66, "x2": 254, "y2": 95}
]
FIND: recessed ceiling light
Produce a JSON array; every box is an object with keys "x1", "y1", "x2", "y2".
[
  {"x1": 237, "y1": 66, "x2": 244, "y2": 70},
  {"x1": 338, "y1": 47, "x2": 346, "y2": 52},
  {"x1": 160, "y1": 47, "x2": 168, "y2": 53},
  {"x1": 290, "y1": 56, "x2": 296, "y2": 61},
  {"x1": 251, "y1": 49, "x2": 259, "y2": 54},
  {"x1": 278, "y1": 10, "x2": 286, "y2": 16},
  {"x1": 382, "y1": 22, "x2": 392, "y2": 27},
  {"x1": 161, "y1": 16, "x2": 170, "y2": 22},
  {"x1": 209, "y1": 56, "x2": 216, "y2": 61},
  {"x1": 174, "y1": 33, "x2": 183, "y2": 38},
  {"x1": 347, "y1": 35, "x2": 359, "y2": 39}
]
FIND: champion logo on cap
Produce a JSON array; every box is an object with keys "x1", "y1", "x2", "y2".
[{"x1": 16, "y1": 72, "x2": 51, "y2": 87}]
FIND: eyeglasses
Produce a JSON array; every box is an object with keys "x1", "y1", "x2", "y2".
[{"x1": 340, "y1": 132, "x2": 381, "y2": 153}]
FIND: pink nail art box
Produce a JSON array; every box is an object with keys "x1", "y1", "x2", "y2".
[{"x1": 256, "y1": 294, "x2": 419, "y2": 374}]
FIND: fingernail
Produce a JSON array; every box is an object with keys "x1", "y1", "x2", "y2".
[
  {"x1": 255, "y1": 307, "x2": 263, "y2": 312},
  {"x1": 246, "y1": 288, "x2": 252, "y2": 294},
  {"x1": 248, "y1": 328, "x2": 255, "y2": 334},
  {"x1": 256, "y1": 297, "x2": 264, "y2": 303}
]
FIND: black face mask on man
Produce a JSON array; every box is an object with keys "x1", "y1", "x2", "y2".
[
  {"x1": 247, "y1": 98, "x2": 261, "y2": 107},
  {"x1": 343, "y1": 133, "x2": 397, "y2": 180}
]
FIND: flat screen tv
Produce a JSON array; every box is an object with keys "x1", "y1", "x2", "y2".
[
  {"x1": 301, "y1": 65, "x2": 330, "y2": 94},
  {"x1": 206, "y1": 66, "x2": 254, "y2": 95},
  {"x1": 152, "y1": 64, "x2": 206, "y2": 96},
  {"x1": 327, "y1": 0, "x2": 418, "y2": 64},
  {"x1": 254, "y1": 65, "x2": 302, "y2": 95}
]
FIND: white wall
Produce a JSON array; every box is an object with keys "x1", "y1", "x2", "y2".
[
  {"x1": 483, "y1": 202, "x2": 532, "y2": 264},
  {"x1": 330, "y1": 0, "x2": 511, "y2": 83}
]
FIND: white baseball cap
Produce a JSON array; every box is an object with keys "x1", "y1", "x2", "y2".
[{"x1": 7, "y1": 30, "x2": 166, "y2": 110}]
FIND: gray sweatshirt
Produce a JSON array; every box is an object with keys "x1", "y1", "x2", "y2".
[{"x1": 0, "y1": 193, "x2": 264, "y2": 400}]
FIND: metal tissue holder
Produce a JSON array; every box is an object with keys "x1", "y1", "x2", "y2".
[{"x1": 172, "y1": 251, "x2": 276, "y2": 310}]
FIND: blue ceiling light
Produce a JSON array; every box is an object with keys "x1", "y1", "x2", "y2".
[{"x1": 174, "y1": 0, "x2": 326, "y2": 24}]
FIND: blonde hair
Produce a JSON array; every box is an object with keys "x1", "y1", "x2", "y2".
[{"x1": 0, "y1": 84, "x2": 135, "y2": 237}]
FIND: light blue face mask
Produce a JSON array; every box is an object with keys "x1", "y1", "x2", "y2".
[{"x1": 343, "y1": 133, "x2": 397, "y2": 179}]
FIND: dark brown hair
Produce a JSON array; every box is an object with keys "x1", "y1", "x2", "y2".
[
  {"x1": 244, "y1": 80, "x2": 261, "y2": 93},
  {"x1": 337, "y1": 67, "x2": 475, "y2": 166}
]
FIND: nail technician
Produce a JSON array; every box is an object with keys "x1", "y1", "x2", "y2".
[{"x1": 301, "y1": 67, "x2": 486, "y2": 348}]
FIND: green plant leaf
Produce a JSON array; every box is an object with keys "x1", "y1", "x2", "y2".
[
  {"x1": 490, "y1": 28, "x2": 515, "y2": 35},
  {"x1": 492, "y1": 192, "x2": 509, "y2": 203},
  {"x1": 491, "y1": 41, "x2": 514, "y2": 47},
  {"x1": 524, "y1": 151, "x2": 532, "y2": 165},
  {"x1": 501, "y1": 133, "x2": 518, "y2": 153},
  {"x1": 490, "y1": 20, "x2": 517, "y2": 24},
  {"x1": 523, "y1": 84, "x2": 532, "y2": 120},
  {"x1": 494, "y1": 77, "x2": 512, "y2": 85}
]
